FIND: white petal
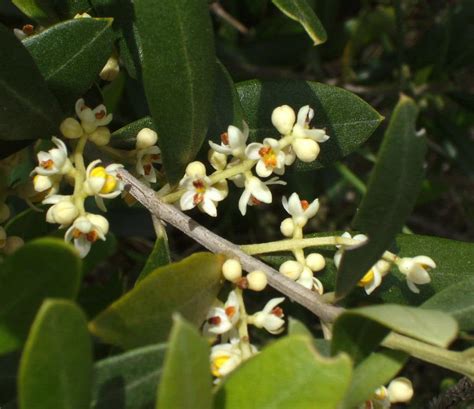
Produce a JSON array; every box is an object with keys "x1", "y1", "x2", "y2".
[
  {"x1": 200, "y1": 197, "x2": 218, "y2": 217},
  {"x1": 180, "y1": 190, "x2": 196, "y2": 211},
  {"x1": 296, "y1": 105, "x2": 313, "y2": 127},
  {"x1": 86, "y1": 159, "x2": 102, "y2": 177},
  {"x1": 250, "y1": 179, "x2": 272, "y2": 203},
  {"x1": 74, "y1": 236, "x2": 92, "y2": 258},
  {"x1": 245, "y1": 143, "x2": 263, "y2": 160},
  {"x1": 408, "y1": 267, "x2": 431, "y2": 284},
  {"x1": 287, "y1": 192, "x2": 303, "y2": 217},
  {"x1": 206, "y1": 187, "x2": 225, "y2": 202},
  {"x1": 228, "y1": 125, "x2": 245, "y2": 148},
  {"x1": 75, "y1": 98, "x2": 85, "y2": 117},
  {"x1": 413, "y1": 255, "x2": 436, "y2": 269},
  {"x1": 209, "y1": 141, "x2": 232, "y2": 155},
  {"x1": 364, "y1": 270, "x2": 382, "y2": 295},
  {"x1": 407, "y1": 279, "x2": 420, "y2": 294},
  {"x1": 262, "y1": 297, "x2": 285, "y2": 314},
  {"x1": 238, "y1": 189, "x2": 251, "y2": 216},
  {"x1": 304, "y1": 198, "x2": 320, "y2": 219},
  {"x1": 95, "y1": 196, "x2": 107, "y2": 212},
  {"x1": 255, "y1": 160, "x2": 272, "y2": 178}
]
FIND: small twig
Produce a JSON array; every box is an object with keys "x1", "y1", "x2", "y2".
[
  {"x1": 209, "y1": 2, "x2": 250, "y2": 35},
  {"x1": 117, "y1": 169, "x2": 342, "y2": 323},
  {"x1": 429, "y1": 377, "x2": 474, "y2": 409}
]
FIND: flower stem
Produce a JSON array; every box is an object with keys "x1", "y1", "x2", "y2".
[
  {"x1": 72, "y1": 134, "x2": 88, "y2": 215},
  {"x1": 235, "y1": 287, "x2": 253, "y2": 359}
]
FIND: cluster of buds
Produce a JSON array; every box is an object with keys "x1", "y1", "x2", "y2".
[
  {"x1": 361, "y1": 377, "x2": 414, "y2": 408},
  {"x1": 279, "y1": 192, "x2": 326, "y2": 294},
  {"x1": 179, "y1": 105, "x2": 329, "y2": 217},
  {"x1": 334, "y1": 232, "x2": 435, "y2": 295},
  {"x1": 30, "y1": 99, "x2": 122, "y2": 258},
  {"x1": 205, "y1": 258, "x2": 285, "y2": 380}
]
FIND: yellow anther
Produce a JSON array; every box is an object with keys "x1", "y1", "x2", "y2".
[
  {"x1": 358, "y1": 269, "x2": 374, "y2": 286},
  {"x1": 90, "y1": 166, "x2": 107, "y2": 179},
  {"x1": 100, "y1": 174, "x2": 117, "y2": 194},
  {"x1": 211, "y1": 356, "x2": 230, "y2": 377}
]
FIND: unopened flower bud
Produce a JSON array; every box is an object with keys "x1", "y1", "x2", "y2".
[
  {"x1": 208, "y1": 149, "x2": 227, "y2": 170},
  {"x1": 305, "y1": 253, "x2": 326, "y2": 272},
  {"x1": 222, "y1": 259, "x2": 242, "y2": 282},
  {"x1": 51, "y1": 201, "x2": 79, "y2": 225},
  {"x1": 293, "y1": 139, "x2": 320, "y2": 162},
  {"x1": 60, "y1": 117, "x2": 83, "y2": 139},
  {"x1": 0, "y1": 226, "x2": 6, "y2": 249},
  {"x1": 99, "y1": 55, "x2": 120, "y2": 82},
  {"x1": 89, "y1": 127, "x2": 111, "y2": 146},
  {"x1": 136, "y1": 128, "x2": 158, "y2": 150},
  {"x1": 279, "y1": 260, "x2": 303, "y2": 280},
  {"x1": 3, "y1": 236, "x2": 24, "y2": 255},
  {"x1": 280, "y1": 217, "x2": 295, "y2": 237},
  {"x1": 185, "y1": 161, "x2": 206, "y2": 178},
  {"x1": 0, "y1": 203, "x2": 10, "y2": 223},
  {"x1": 33, "y1": 175, "x2": 53, "y2": 192},
  {"x1": 247, "y1": 270, "x2": 267, "y2": 291},
  {"x1": 388, "y1": 377, "x2": 413, "y2": 403},
  {"x1": 271, "y1": 105, "x2": 296, "y2": 135}
]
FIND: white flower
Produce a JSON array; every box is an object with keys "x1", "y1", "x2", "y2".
[
  {"x1": 32, "y1": 174, "x2": 61, "y2": 196},
  {"x1": 209, "y1": 122, "x2": 249, "y2": 158},
  {"x1": 279, "y1": 260, "x2": 304, "y2": 280},
  {"x1": 292, "y1": 105, "x2": 330, "y2": 143},
  {"x1": 136, "y1": 128, "x2": 158, "y2": 150},
  {"x1": 33, "y1": 137, "x2": 72, "y2": 176},
  {"x1": 249, "y1": 297, "x2": 285, "y2": 334},
  {"x1": 271, "y1": 105, "x2": 296, "y2": 135},
  {"x1": 296, "y1": 265, "x2": 324, "y2": 294},
  {"x1": 65, "y1": 213, "x2": 109, "y2": 258},
  {"x1": 387, "y1": 377, "x2": 413, "y2": 403},
  {"x1": 397, "y1": 256, "x2": 434, "y2": 293},
  {"x1": 136, "y1": 146, "x2": 162, "y2": 183},
  {"x1": 84, "y1": 160, "x2": 124, "y2": 211},
  {"x1": 75, "y1": 98, "x2": 112, "y2": 134},
  {"x1": 44, "y1": 195, "x2": 79, "y2": 227},
  {"x1": 203, "y1": 291, "x2": 240, "y2": 335},
  {"x1": 245, "y1": 138, "x2": 286, "y2": 177},
  {"x1": 238, "y1": 176, "x2": 273, "y2": 216},
  {"x1": 210, "y1": 339, "x2": 242, "y2": 379},
  {"x1": 282, "y1": 192, "x2": 320, "y2": 228},
  {"x1": 179, "y1": 170, "x2": 225, "y2": 217}
]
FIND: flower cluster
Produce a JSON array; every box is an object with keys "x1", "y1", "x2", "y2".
[
  {"x1": 278, "y1": 192, "x2": 326, "y2": 294},
  {"x1": 205, "y1": 259, "x2": 286, "y2": 381},
  {"x1": 29, "y1": 99, "x2": 122, "y2": 258},
  {"x1": 334, "y1": 232, "x2": 435, "y2": 295},
  {"x1": 177, "y1": 105, "x2": 329, "y2": 217}
]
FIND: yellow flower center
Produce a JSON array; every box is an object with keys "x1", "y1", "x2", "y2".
[
  {"x1": 211, "y1": 356, "x2": 230, "y2": 377},
  {"x1": 258, "y1": 146, "x2": 277, "y2": 168},
  {"x1": 90, "y1": 166, "x2": 117, "y2": 194},
  {"x1": 358, "y1": 269, "x2": 374, "y2": 286},
  {"x1": 90, "y1": 166, "x2": 107, "y2": 179}
]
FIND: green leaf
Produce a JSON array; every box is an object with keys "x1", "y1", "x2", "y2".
[
  {"x1": 91, "y1": 343, "x2": 167, "y2": 409},
  {"x1": 236, "y1": 80, "x2": 383, "y2": 169},
  {"x1": 54, "y1": 0, "x2": 93, "y2": 19},
  {"x1": 110, "y1": 116, "x2": 155, "y2": 149},
  {"x1": 208, "y1": 60, "x2": 245, "y2": 140},
  {"x1": 134, "y1": 0, "x2": 216, "y2": 185},
  {"x1": 156, "y1": 316, "x2": 212, "y2": 409},
  {"x1": 11, "y1": 0, "x2": 59, "y2": 25},
  {"x1": 342, "y1": 350, "x2": 407, "y2": 409},
  {"x1": 215, "y1": 335, "x2": 352, "y2": 409},
  {"x1": 333, "y1": 304, "x2": 458, "y2": 349},
  {"x1": 24, "y1": 18, "x2": 115, "y2": 107},
  {"x1": 0, "y1": 238, "x2": 82, "y2": 355},
  {"x1": 272, "y1": 0, "x2": 327, "y2": 45},
  {"x1": 5, "y1": 208, "x2": 55, "y2": 241},
  {"x1": 0, "y1": 140, "x2": 33, "y2": 159},
  {"x1": 89, "y1": 253, "x2": 224, "y2": 350},
  {"x1": 137, "y1": 231, "x2": 171, "y2": 284},
  {"x1": 336, "y1": 95, "x2": 425, "y2": 298},
  {"x1": 0, "y1": 23, "x2": 62, "y2": 141},
  {"x1": 422, "y1": 277, "x2": 474, "y2": 331},
  {"x1": 288, "y1": 318, "x2": 331, "y2": 356},
  {"x1": 18, "y1": 300, "x2": 92, "y2": 409}
]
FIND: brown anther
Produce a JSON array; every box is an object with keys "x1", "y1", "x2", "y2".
[
  {"x1": 225, "y1": 306, "x2": 236, "y2": 319},
  {"x1": 40, "y1": 159, "x2": 54, "y2": 170},
  {"x1": 236, "y1": 277, "x2": 248, "y2": 289},
  {"x1": 151, "y1": 154, "x2": 161, "y2": 161},
  {"x1": 250, "y1": 196, "x2": 261, "y2": 206},
  {"x1": 271, "y1": 307, "x2": 283, "y2": 317},
  {"x1": 86, "y1": 230, "x2": 98, "y2": 242},
  {"x1": 220, "y1": 132, "x2": 229, "y2": 145},
  {"x1": 192, "y1": 179, "x2": 205, "y2": 189},
  {"x1": 22, "y1": 24, "x2": 34, "y2": 35},
  {"x1": 300, "y1": 200, "x2": 309, "y2": 210},
  {"x1": 258, "y1": 146, "x2": 271, "y2": 158},
  {"x1": 208, "y1": 316, "x2": 221, "y2": 325},
  {"x1": 143, "y1": 164, "x2": 152, "y2": 175},
  {"x1": 72, "y1": 228, "x2": 82, "y2": 239},
  {"x1": 95, "y1": 110, "x2": 106, "y2": 119},
  {"x1": 193, "y1": 193, "x2": 203, "y2": 205}
]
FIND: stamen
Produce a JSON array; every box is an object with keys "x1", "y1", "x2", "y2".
[
  {"x1": 192, "y1": 179, "x2": 206, "y2": 194},
  {"x1": 22, "y1": 24, "x2": 34, "y2": 35},
  {"x1": 225, "y1": 306, "x2": 236, "y2": 319},
  {"x1": 40, "y1": 159, "x2": 54, "y2": 170},
  {"x1": 95, "y1": 110, "x2": 106, "y2": 119},
  {"x1": 220, "y1": 132, "x2": 229, "y2": 145},
  {"x1": 86, "y1": 230, "x2": 98, "y2": 242},
  {"x1": 250, "y1": 196, "x2": 261, "y2": 206},
  {"x1": 271, "y1": 307, "x2": 283, "y2": 317},
  {"x1": 208, "y1": 316, "x2": 221, "y2": 325},
  {"x1": 300, "y1": 200, "x2": 309, "y2": 210},
  {"x1": 193, "y1": 193, "x2": 203, "y2": 205}
]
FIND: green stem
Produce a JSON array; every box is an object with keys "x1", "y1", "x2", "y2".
[
  {"x1": 72, "y1": 134, "x2": 88, "y2": 215},
  {"x1": 235, "y1": 287, "x2": 253, "y2": 360},
  {"x1": 383, "y1": 332, "x2": 474, "y2": 378}
]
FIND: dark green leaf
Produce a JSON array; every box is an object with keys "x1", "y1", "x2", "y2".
[
  {"x1": 5, "y1": 208, "x2": 55, "y2": 241},
  {"x1": 156, "y1": 316, "x2": 212, "y2": 409},
  {"x1": 0, "y1": 23, "x2": 62, "y2": 141},
  {"x1": 208, "y1": 60, "x2": 245, "y2": 140},
  {"x1": 134, "y1": 0, "x2": 216, "y2": 184},
  {"x1": 89, "y1": 253, "x2": 224, "y2": 349},
  {"x1": 24, "y1": 18, "x2": 114, "y2": 107},
  {"x1": 110, "y1": 116, "x2": 155, "y2": 149},
  {"x1": 18, "y1": 300, "x2": 92, "y2": 409},
  {"x1": 54, "y1": 0, "x2": 92, "y2": 19},
  {"x1": 91, "y1": 343, "x2": 167, "y2": 409},
  {"x1": 11, "y1": 0, "x2": 59, "y2": 25},
  {"x1": 288, "y1": 318, "x2": 331, "y2": 356},
  {"x1": 422, "y1": 277, "x2": 474, "y2": 331},
  {"x1": 136, "y1": 231, "x2": 171, "y2": 284},
  {"x1": 337, "y1": 95, "x2": 425, "y2": 298},
  {"x1": 236, "y1": 80, "x2": 383, "y2": 169},
  {"x1": 272, "y1": 0, "x2": 327, "y2": 45},
  {"x1": 215, "y1": 335, "x2": 352, "y2": 409},
  {"x1": 343, "y1": 350, "x2": 407, "y2": 409},
  {"x1": 0, "y1": 238, "x2": 82, "y2": 354},
  {"x1": 0, "y1": 140, "x2": 33, "y2": 160}
]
